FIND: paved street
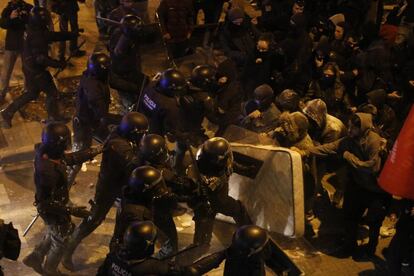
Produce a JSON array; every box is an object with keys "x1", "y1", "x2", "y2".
[{"x1": 0, "y1": 1, "x2": 398, "y2": 275}]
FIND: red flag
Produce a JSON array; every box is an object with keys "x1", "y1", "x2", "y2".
[{"x1": 379, "y1": 105, "x2": 414, "y2": 200}]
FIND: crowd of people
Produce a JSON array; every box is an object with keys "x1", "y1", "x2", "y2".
[{"x1": 1, "y1": 0, "x2": 414, "y2": 275}]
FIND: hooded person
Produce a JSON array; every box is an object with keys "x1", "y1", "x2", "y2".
[
  {"x1": 269, "y1": 111, "x2": 313, "y2": 149},
  {"x1": 213, "y1": 59, "x2": 244, "y2": 135},
  {"x1": 304, "y1": 62, "x2": 351, "y2": 123},
  {"x1": 365, "y1": 89, "x2": 399, "y2": 143},
  {"x1": 275, "y1": 89, "x2": 300, "y2": 112},
  {"x1": 240, "y1": 84, "x2": 281, "y2": 133},
  {"x1": 298, "y1": 113, "x2": 391, "y2": 257},
  {"x1": 302, "y1": 99, "x2": 347, "y2": 207},
  {"x1": 280, "y1": 12, "x2": 313, "y2": 96},
  {"x1": 303, "y1": 99, "x2": 347, "y2": 145},
  {"x1": 268, "y1": 111, "x2": 316, "y2": 235},
  {"x1": 219, "y1": 7, "x2": 260, "y2": 67},
  {"x1": 353, "y1": 22, "x2": 393, "y2": 105},
  {"x1": 241, "y1": 33, "x2": 286, "y2": 98}
]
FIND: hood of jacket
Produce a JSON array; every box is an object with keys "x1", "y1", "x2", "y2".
[{"x1": 303, "y1": 99, "x2": 327, "y2": 129}]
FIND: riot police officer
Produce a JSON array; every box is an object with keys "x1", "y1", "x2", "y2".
[
  {"x1": 109, "y1": 14, "x2": 146, "y2": 114},
  {"x1": 62, "y1": 112, "x2": 149, "y2": 270},
  {"x1": 140, "y1": 68, "x2": 192, "y2": 173},
  {"x1": 186, "y1": 137, "x2": 251, "y2": 261},
  {"x1": 187, "y1": 64, "x2": 224, "y2": 126},
  {"x1": 94, "y1": 0, "x2": 119, "y2": 38},
  {"x1": 22, "y1": 122, "x2": 102, "y2": 276},
  {"x1": 190, "y1": 64, "x2": 220, "y2": 95},
  {"x1": 188, "y1": 225, "x2": 273, "y2": 276},
  {"x1": 139, "y1": 134, "x2": 198, "y2": 216},
  {"x1": 140, "y1": 68, "x2": 187, "y2": 136},
  {"x1": 97, "y1": 221, "x2": 182, "y2": 275},
  {"x1": 110, "y1": 166, "x2": 178, "y2": 257},
  {"x1": 68, "y1": 52, "x2": 122, "y2": 186},
  {"x1": 0, "y1": 6, "x2": 77, "y2": 128}
]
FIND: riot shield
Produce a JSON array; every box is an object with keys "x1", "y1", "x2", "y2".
[{"x1": 219, "y1": 127, "x2": 305, "y2": 237}]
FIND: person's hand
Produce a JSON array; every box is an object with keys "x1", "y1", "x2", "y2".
[
  {"x1": 352, "y1": 68, "x2": 359, "y2": 76},
  {"x1": 299, "y1": 100, "x2": 305, "y2": 110},
  {"x1": 350, "y1": 106, "x2": 357, "y2": 113},
  {"x1": 92, "y1": 144, "x2": 104, "y2": 155},
  {"x1": 409, "y1": 80, "x2": 414, "y2": 87},
  {"x1": 10, "y1": 9, "x2": 19, "y2": 19},
  {"x1": 290, "y1": 146, "x2": 307, "y2": 158},
  {"x1": 58, "y1": 60, "x2": 67, "y2": 69},
  {"x1": 343, "y1": 151, "x2": 354, "y2": 162},
  {"x1": 315, "y1": 57, "x2": 323, "y2": 68},
  {"x1": 387, "y1": 91, "x2": 402, "y2": 100},
  {"x1": 186, "y1": 32, "x2": 191, "y2": 39},
  {"x1": 251, "y1": 17, "x2": 258, "y2": 25},
  {"x1": 249, "y1": 110, "x2": 261, "y2": 119},
  {"x1": 163, "y1": 33, "x2": 172, "y2": 40},
  {"x1": 255, "y1": 58, "x2": 263, "y2": 64}
]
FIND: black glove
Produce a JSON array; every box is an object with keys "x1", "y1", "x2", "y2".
[
  {"x1": 69, "y1": 206, "x2": 91, "y2": 218},
  {"x1": 58, "y1": 60, "x2": 67, "y2": 69}
]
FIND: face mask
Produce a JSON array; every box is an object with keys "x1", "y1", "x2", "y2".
[{"x1": 320, "y1": 75, "x2": 335, "y2": 88}]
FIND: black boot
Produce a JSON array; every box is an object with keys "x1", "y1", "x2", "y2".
[
  {"x1": 0, "y1": 109, "x2": 12, "y2": 129},
  {"x1": 22, "y1": 252, "x2": 44, "y2": 274}
]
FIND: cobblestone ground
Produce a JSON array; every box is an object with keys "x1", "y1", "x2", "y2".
[{"x1": 0, "y1": 1, "x2": 405, "y2": 275}]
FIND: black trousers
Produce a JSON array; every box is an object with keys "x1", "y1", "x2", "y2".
[
  {"x1": 59, "y1": 11, "x2": 79, "y2": 58},
  {"x1": 386, "y1": 210, "x2": 414, "y2": 276},
  {"x1": 3, "y1": 69, "x2": 60, "y2": 120},
  {"x1": 63, "y1": 178, "x2": 118, "y2": 260},
  {"x1": 66, "y1": 117, "x2": 94, "y2": 187},
  {"x1": 31, "y1": 219, "x2": 74, "y2": 274},
  {"x1": 342, "y1": 184, "x2": 390, "y2": 252}
]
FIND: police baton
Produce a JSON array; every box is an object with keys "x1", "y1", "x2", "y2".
[
  {"x1": 23, "y1": 214, "x2": 39, "y2": 237},
  {"x1": 53, "y1": 38, "x2": 87, "y2": 79}
]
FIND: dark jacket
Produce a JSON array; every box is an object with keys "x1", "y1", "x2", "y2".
[
  {"x1": 34, "y1": 144, "x2": 100, "y2": 225},
  {"x1": 242, "y1": 47, "x2": 286, "y2": 97},
  {"x1": 256, "y1": 0, "x2": 291, "y2": 34},
  {"x1": 355, "y1": 39, "x2": 392, "y2": 102},
  {"x1": 157, "y1": 0, "x2": 194, "y2": 42},
  {"x1": 75, "y1": 72, "x2": 111, "y2": 126},
  {"x1": 50, "y1": 0, "x2": 80, "y2": 15},
  {"x1": 140, "y1": 83, "x2": 186, "y2": 137},
  {"x1": 305, "y1": 75, "x2": 350, "y2": 122},
  {"x1": 97, "y1": 131, "x2": 141, "y2": 195},
  {"x1": 303, "y1": 99, "x2": 347, "y2": 144},
  {"x1": 97, "y1": 250, "x2": 178, "y2": 276},
  {"x1": 189, "y1": 242, "x2": 275, "y2": 276},
  {"x1": 109, "y1": 27, "x2": 142, "y2": 75},
  {"x1": 23, "y1": 25, "x2": 75, "y2": 74},
  {"x1": 365, "y1": 89, "x2": 399, "y2": 143},
  {"x1": 214, "y1": 59, "x2": 243, "y2": 130},
  {"x1": 0, "y1": 1, "x2": 32, "y2": 51},
  {"x1": 271, "y1": 111, "x2": 314, "y2": 149},
  {"x1": 219, "y1": 18, "x2": 260, "y2": 67},
  {"x1": 240, "y1": 102, "x2": 281, "y2": 133},
  {"x1": 307, "y1": 113, "x2": 387, "y2": 193}
]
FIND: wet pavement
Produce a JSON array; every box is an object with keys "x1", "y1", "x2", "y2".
[{"x1": 0, "y1": 1, "x2": 400, "y2": 275}]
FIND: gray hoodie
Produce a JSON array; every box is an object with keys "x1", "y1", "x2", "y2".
[{"x1": 307, "y1": 113, "x2": 387, "y2": 193}]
